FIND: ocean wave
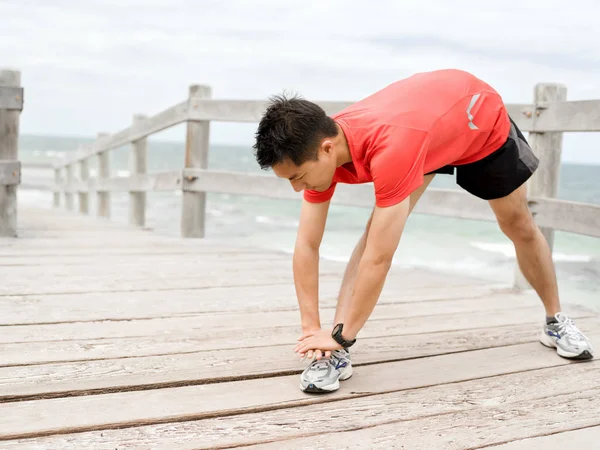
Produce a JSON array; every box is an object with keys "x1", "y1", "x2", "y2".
[
  {"x1": 255, "y1": 215, "x2": 300, "y2": 227},
  {"x1": 471, "y1": 241, "x2": 592, "y2": 263}
]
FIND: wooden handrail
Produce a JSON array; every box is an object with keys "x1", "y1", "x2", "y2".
[{"x1": 14, "y1": 79, "x2": 598, "y2": 290}]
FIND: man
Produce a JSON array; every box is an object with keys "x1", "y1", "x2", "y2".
[{"x1": 252, "y1": 69, "x2": 594, "y2": 394}]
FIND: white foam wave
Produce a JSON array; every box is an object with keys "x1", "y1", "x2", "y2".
[
  {"x1": 44, "y1": 150, "x2": 67, "y2": 159},
  {"x1": 208, "y1": 208, "x2": 224, "y2": 217},
  {"x1": 255, "y1": 215, "x2": 299, "y2": 227},
  {"x1": 471, "y1": 241, "x2": 592, "y2": 263}
]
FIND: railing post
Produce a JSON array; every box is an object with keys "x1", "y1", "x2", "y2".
[
  {"x1": 181, "y1": 84, "x2": 211, "y2": 238},
  {"x1": 97, "y1": 132, "x2": 111, "y2": 218},
  {"x1": 65, "y1": 164, "x2": 74, "y2": 211},
  {"x1": 78, "y1": 158, "x2": 89, "y2": 214},
  {"x1": 130, "y1": 114, "x2": 147, "y2": 227},
  {"x1": 514, "y1": 83, "x2": 567, "y2": 290},
  {"x1": 53, "y1": 167, "x2": 61, "y2": 207},
  {"x1": 0, "y1": 69, "x2": 22, "y2": 237}
]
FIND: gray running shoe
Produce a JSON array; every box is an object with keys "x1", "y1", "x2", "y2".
[
  {"x1": 300, "y1": 348, "x2": 353, "y2": 393},
  {"x1": 540, "y1": 312, "x2": 594, "y2": 360}
]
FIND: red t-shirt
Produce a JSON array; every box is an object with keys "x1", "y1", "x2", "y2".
[{"x1": 303, "y1": 69, "x2": 510, "y2": 207}]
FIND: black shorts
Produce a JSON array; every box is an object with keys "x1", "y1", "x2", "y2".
[{"x1": 426, "y1": 116, "x2": 539, "y2": 200}]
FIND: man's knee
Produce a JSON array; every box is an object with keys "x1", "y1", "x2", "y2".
[{"x1": 497, "y1": 209, "x2": 538, "y2": 243}]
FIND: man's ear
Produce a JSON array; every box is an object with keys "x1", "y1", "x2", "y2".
[{"x1": 321, "y1": 139, "x2": 334, "y2": 155}]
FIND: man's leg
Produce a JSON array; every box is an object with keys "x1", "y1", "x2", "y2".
[
  {"x1": 487, "y1": 182, "x2": 560, "y2": 316},
  {"x1": 332, "y1": 174, "x2": 436, "y2": 325},
  {"x1": 488, "y1": 181, "x2": 594, "y2": 359}
]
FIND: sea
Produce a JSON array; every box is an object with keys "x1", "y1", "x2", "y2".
[{"x1": 17, "y1": 133, "x2": 600, "y2": 312}]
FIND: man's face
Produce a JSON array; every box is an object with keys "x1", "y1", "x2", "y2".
[{"x1": 272, "y1": 146, "x2": 337, "y2": 193}]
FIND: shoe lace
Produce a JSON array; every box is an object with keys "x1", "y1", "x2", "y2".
[{"x1": 556, "y1": 313, "x2": 586, "y2": 341}]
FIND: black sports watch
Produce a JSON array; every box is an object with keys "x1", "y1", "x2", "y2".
[{"x1": 331, "y1": 323, "x2": 356, "y2": 348}]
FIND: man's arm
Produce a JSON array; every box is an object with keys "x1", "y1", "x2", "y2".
[
  {"x1": 293, "y1": 198, "x2": 331, "y2": 332},
  {"x1": 341, "y1": 197, "x2": 410, "y2": 339}
]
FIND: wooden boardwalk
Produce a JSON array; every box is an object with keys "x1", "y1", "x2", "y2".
[{"x1": 0, "y1": 207, "x2": 599, "y2": 449}]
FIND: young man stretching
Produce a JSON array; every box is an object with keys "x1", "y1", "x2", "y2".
[{"x1": 253, "y1": 69, "x2": 594, "y2": 394}]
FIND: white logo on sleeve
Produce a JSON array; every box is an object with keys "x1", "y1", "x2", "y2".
[{"x1": 466, "y1": 93, "x2": 481, "y2": 130}]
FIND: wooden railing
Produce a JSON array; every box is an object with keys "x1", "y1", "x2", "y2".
[
  {"x1": 8, "y1": 72, "x2": 600, "y2": 289},
  {"x1": 0, "y1": 69, "x2": 23, "y2": 237}
]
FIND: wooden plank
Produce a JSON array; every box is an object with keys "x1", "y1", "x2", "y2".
[
  {"x1": 527, "y1": 83, "x2": 567, "y2": 253},
  {"x1": 0, "y1": 246, "x2": 271, "y2": 257},
  {"x1": 52, "y1": 168, "x2": 60, "y2": 207},
  {"x1": 506, "y1": 103, "x2": 535, "y2": 131},
  {"x1": 0, "y1": 303, "x2": 590, "y2": 348},
  {"x1": 0, "y1": 70, "x2": 21, "y2": 237},
  {"x1": 67, "y1": 171, "x2": 181, "y2": 193},
  {"x1": 129, "y1": 114, "x2": 148, "y2": 227},
  {"x1": 187, "y1": 99, "x2": 354, "y2": 122},
  {"x1": 491, "y1": 426, "x2": 600, "y2": 449},
  {"x1": 0, "y1": 251, "x2": 289, "y2": 266},
  {"x1": 181, "y1": 85, "x2": 211, "y2": 238},
  {"x1": 250, "y1": 389, "x2": 600, "y2": 449},
  {"x1": 183, "y1": 169, "x2": 497, "y2": 221},
  {"x1": 531, "y1": 197, "x2": 600, "y2": 239},
  {"x1": 2, "y1": 366, "x2": 597, "y2": 450},
  {"x1": 0, "y1": 85, "x2": 23, "y2": 110},
  {"x1": 535, "y1": 99, "x2": 600, "y2": 132},
  {"x1": 64, "y1": 164, "x2": 74, "y2": 210},
  {"x1": 188, "y1": 100, "x2": 536, "y2": 127},
  {"x1": 96, "y1": 132, "x2": 110, "y2": 218},
  {"x1": 61, "y1": 101, "x2": 188, "y2": 167},
  {"x1": 0, "y1": 263, "x2": 489, "y2": 296},
  {"x1": 0, "y1": 161, "x2": 20, "y2": 186},
  {"x1": 0, "y1": 284, "x2": 518, "y2": 325},
  {"x1": 2, "y1": 317, "x2": 597, "y2": 400},
  {"x1": 77, "y1": 159, "x2": 89, "y2": 214},
  {"x1": 0, "y1": 338, "x2": 597, "y2": 441}
]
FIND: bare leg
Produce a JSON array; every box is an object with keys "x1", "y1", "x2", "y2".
[
  {"x1": 332, "y1": 174, "x2": 436, "y2": 325},
  {"x1": 488, "y1": 183, "x2": 561, "y2": 316}
]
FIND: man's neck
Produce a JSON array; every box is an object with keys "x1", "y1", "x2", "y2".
[{"x1": 333, "y1": 123, "x2": 352, "y2": 167}]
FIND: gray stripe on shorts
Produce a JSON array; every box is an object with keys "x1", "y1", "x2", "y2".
[{"x1": 509, "y1": 122, "x2": 539, "y2": 172}]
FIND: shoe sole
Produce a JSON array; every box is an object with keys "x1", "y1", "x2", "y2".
[
  {"x1": 539, "y1": 331, "x2": 594, "y2": 360},
  {"x1": 300, "y1": 365, "x2": 353, "y2": 394}
]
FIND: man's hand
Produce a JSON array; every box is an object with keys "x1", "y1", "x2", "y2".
[
  {"x1": 295, "y1": 329, "x2": 342, "y2": 359},
  {"x1": 296, "y1": 328, "x2": 332, "y2": 361}
]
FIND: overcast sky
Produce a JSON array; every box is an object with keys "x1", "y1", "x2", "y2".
[{"x1": 1, "y1": 0, "x2": 599, "y2": 163}]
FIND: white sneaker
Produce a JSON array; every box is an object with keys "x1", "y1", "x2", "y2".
[
  {"x1": 299, "y1": 348, "x2": 353, "y2": 393},
  {"x1": 540, "y1": 313, "x2": 594, "y2": 360}
]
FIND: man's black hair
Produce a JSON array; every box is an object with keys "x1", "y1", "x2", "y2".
[{"x1": 253, "y1": 93, "x2": 338, "y2": 169}]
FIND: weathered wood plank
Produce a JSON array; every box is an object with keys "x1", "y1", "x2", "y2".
[
  {"x1": 3, "y1": 365, "x2": 597, "y2": 450},
  {"x1": 62, "y1": 101, "x2": 188, "y2": 167},
  {"x1": 0, "y1": 262, "x2": 489, "y2": 296},
  {"x1": 0, "y1": 70, "x2": 21, "y2": 237},
  {"x1": 0, "y1": 304, "x2": 590, "y2": 352},
  {"x1": 250, "y1": 389, "x2": 600, "y2": 449},
  {"x1": 0, "y1": 251, "x2": 289, "y2": 267},
  {"x1": 182, "y1": 169, "x2": 497, "y2": 222},
  {"x1": 528, "y1": 83, "x2": 567, "y2": 254},
  {"x1": 491, "y1": 426, "x2": 600, "y2": 449},
  {"x1": 181, "y1": 85, "x2": 211, "y2": 238},
  {"x1": 531, "y1": 197, "x2": 600, "y2": 239},
  {"x1": 77, "y1": 159, "x2": 89, "y2": 214},
  {"x1": 535, "y1": 98, "x2": 600, "y2": 132},
  {"x1": 2, "y1": 317, "x2": 597, "y2": 400},
  {"x1": 0, "y1": 338, "x2": 597, "y2": 441},
  {"x1": 4, "y1": 363, "x2": 597, "y2": 449},
  {"x1": 0, "y1": 284, "x2": 522, "y2": 325},
  {"x1": 129, "y1": 114, "x2": 148, "y2": 227},
  {"x1": 187, "y1": 99, "x2": 355, "y2": 122},
  {"x1": 0, "y1": 161, "x2": 20, "y2": 186},
  {"x1": 96, "y1": 133, "x2": 110, "y2": 218}
]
